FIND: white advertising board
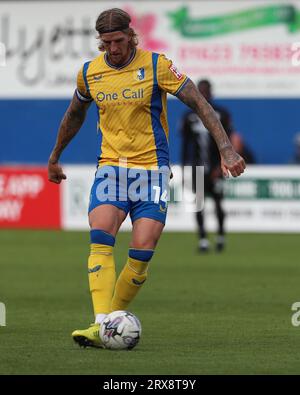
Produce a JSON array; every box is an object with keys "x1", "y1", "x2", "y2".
[
  {"x1": 1, "y1": 1, "x2": 300, "y2": 98},
  {"x1": 61, "y1": 165, "x2": 300, "y2": 232}
]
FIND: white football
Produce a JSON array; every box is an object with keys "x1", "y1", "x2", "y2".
[{"x1": 100, "y1": 310, "x2": 142, "y2": 350}]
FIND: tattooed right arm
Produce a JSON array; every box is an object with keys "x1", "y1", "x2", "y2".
[
  {"x1": 48, "y1": 93, "x2": 92, "y2": 183},
  {"x1": 49, "y1": 93, "x2": 91, "y2": 164}
]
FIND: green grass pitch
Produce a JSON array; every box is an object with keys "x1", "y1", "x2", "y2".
[{"x1": 0, "y1": 230, "x2": 299, "y2": 375}]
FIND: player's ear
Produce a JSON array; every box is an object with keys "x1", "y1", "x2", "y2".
[{"x1": 127, "y1": 28, "x2": 134, "y2": 46}]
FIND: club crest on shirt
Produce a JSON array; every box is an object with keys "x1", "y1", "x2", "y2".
[
  {"x1": 134, "y1": 68, "x2": 145, "y2": 81},
  {"x1": 169, "y1": 63, "x2": 183, "y2": 80}
]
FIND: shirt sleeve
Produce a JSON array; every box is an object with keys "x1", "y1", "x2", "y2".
[
  {"x1": 75, "y1": 65, "x2": 93, "y2": 102},
  {"x1": 156, "y1": 54, "x2": 189, "y2": 96}
]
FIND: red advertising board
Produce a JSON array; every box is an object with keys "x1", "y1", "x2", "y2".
[{"x1": 0, "y1": 166, "x2": 61, "y2": 229}]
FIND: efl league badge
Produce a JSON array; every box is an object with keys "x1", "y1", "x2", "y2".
[{"x1": 136, "y1": 68, "x2": 145, "y2": 81}]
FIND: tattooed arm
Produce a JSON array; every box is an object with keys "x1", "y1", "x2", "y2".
[
  {"x1": 48, "y1": 92, "x2": 92, "y2": 184},
  {"x1": 177, "y1": 79, "x2": 246, "y2": 177}
]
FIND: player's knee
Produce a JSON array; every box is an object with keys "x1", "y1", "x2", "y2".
[
  {"x1": 89, "y1": 206, "x2": 125, "y2": 235},
  {"x1": 132, "y1": 241, "x2": 156, "y2": 251},
  {"x1": 131, "y1": 233, "x2": 161, "y2": 250},
  {"x1": 89, "y1": 220, "x2": 117, "y2": 235}
]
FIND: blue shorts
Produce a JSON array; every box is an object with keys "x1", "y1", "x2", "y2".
[{"x1": 88, "y1": 166, "x2": 170, "y2": 224}]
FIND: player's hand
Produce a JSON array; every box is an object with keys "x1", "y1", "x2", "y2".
[
  {"x1": 48, "y1": 161, "x2": 67, "y2": 184},
  {"x1": 220, "y1": 147, "x2": 246, "y2": 178}
]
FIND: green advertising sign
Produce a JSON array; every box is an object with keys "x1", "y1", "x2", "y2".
[
  {"x1": 225, "y1": 178, "x2": 300, "y2": 200},
  {"x1": 168, "y1": 5, "x2": 300, "y2": 38}
]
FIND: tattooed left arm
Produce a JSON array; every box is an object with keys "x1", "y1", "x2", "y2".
[{"x1": 177, "y1": 79, "x2": 246, "y2": 177}]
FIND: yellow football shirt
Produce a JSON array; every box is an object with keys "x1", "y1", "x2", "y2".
[{"x1": 76, "y1": 48, "x2": 188, "y2": 169}]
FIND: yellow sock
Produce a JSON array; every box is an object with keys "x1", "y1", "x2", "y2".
[
  {"x1": 88, "y1": 243, "x2": 116, "y2": 315},
  {"x1": 111, "y1": 249, "x2": 154, "y2": 311}
]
